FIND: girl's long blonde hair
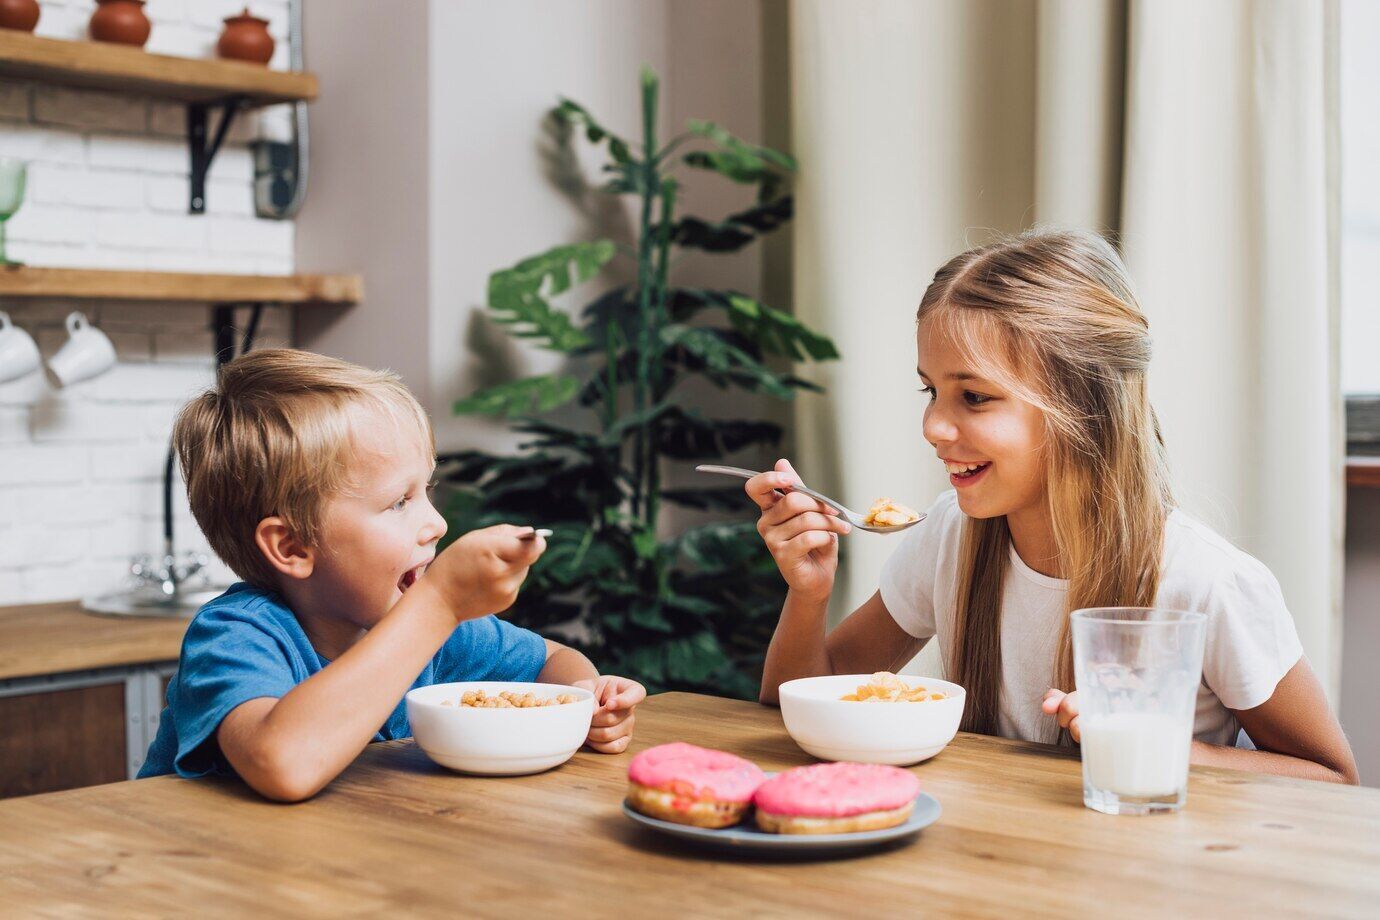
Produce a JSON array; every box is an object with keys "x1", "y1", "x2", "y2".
[{"x1": 917, "y1": 230, "x2": 1174, "y2": 740}]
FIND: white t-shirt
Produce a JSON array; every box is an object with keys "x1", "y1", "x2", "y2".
[{"x1": 878, "y1": 491, "x2": 1303, "y2": 746}]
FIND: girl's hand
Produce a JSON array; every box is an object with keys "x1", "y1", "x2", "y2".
[
  {"x1": 1042, "y1": 689, "x2": 1081, "y2": 742},
  {"x1": 574, "y1": 675, "x2": 646, "y2": 754},
  {"x1": 746, "y1": 459, "x2": 851, "y2": 602}
]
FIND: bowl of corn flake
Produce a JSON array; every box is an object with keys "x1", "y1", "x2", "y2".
[
  {"x1": 776, "y1": 672, "x2": 966, "y2": 766},
  {"x1": 406, "y1": 681, "x2": 596, "y2": 775}
]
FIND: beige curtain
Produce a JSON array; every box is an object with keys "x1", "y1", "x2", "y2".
[{"x1": 789, "y1": 0, "x2": 1343, "y2": 698}]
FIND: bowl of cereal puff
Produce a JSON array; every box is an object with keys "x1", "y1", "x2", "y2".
[
  {"x1": 777, "y1": 672, "x2": 966, "y2": 766},
  {"x1": 406, "y1": 681, "x2": 596, "y2": 775}
]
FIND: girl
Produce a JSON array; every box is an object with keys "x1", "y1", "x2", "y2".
[{"x1": 751, "y1": 230, "x2": 1357, "y2": 784}]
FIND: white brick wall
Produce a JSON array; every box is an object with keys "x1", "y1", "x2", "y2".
[
  {"x1": 0, "y1": 300, "x2": 294, "y2": 603},
  {"x1": 0, "y1": 0, "x2": 297, "y2": 604}
]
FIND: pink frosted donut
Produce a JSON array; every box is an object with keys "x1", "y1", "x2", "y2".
[
  {"x1": 626, "y1": 743, "x2": 767, "y2": 829},
  {"x1": 753, "y1": 762, "x2": 921, "y2": 835},
  {"x1": 628, "y1": 742, "x2": 766, "y2": 803}
]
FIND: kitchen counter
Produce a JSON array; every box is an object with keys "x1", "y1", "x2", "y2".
[
  {"x1": 0, "y1": 691, "x2": 1375, "y2": 916},
  {"x1": 0, "y1": 601, "x2": 187, "y2": 681}
]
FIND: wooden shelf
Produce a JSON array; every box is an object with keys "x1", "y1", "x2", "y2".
[
  {"x1": 0, "y1": 265, "x2": 362, "y2": 305},
  {"x1": 1347, "y1": 457, "x2": 1380, "y2": 489},
  {"x1": 0, "y1": 30, "x2": 316, "y2": 107}
]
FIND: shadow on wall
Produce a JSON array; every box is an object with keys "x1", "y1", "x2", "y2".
[{"x1": 1342, "y1": 487, "x2": 1380, "y2": 787}]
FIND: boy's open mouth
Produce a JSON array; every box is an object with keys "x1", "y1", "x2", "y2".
[{"x1": 398, "y1": 562, "x2": 429, "y2": 594}]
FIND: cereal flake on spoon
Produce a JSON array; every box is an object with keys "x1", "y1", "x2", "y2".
[{"x1": 862, "y1": 498, "x2": 921, "y2": 528}]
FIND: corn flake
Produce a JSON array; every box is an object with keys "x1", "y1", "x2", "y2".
[
  {"x1": 862, "y1": 498, "x2": 920, "y2": 528},
  {"x1": 838, "y1": 671, "x2": 945, "y2": 703}
]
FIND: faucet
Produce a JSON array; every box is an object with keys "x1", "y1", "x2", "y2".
[{"x1": 127, "y1": 538, "x2": 211, "y2": 602}]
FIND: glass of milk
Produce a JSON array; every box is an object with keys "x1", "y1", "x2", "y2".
[{"x1": 1071, "y1": 608, "x2": 1208, "y2": 816}]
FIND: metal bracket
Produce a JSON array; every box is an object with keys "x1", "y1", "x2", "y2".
[
  {"x1": 188, "y1": 97, "x2": 248, "y2": 214},
  {"x1": 212, "y1": 303, "x2": 238, "y2": 363},
  {"x1": 211, "y1": 303, "x2": 265, "y2": 366}
]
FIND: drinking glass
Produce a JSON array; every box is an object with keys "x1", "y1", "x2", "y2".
[
  {"x1": 1071, "y1": 608, "x2": 1207, "y2": 815},
  {"x1": 0, "y1": 157, "x2": 28, "y2": 266}
]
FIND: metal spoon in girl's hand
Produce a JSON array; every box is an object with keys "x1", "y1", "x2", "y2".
[{"x1": 694, "y1": 465, "x2": 925, "y2": 534}]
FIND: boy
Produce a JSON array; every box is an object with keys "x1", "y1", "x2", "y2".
[{"x1": 139, "y1": 349, "x2": 644, "y2": 801}]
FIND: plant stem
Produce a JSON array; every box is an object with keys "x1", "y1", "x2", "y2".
[
  {"x1": 652, "y1": 132, "x2": 693, "y2": 165},
  {"x1": 645, "y1": 178, "x2": 675, "y2": 531},
  {"x1": 604, "y1": 320, "x2": 618, "y2": 432},
  {"x1": 632, "y1": 70, "x2": 659, "y2": 524}
]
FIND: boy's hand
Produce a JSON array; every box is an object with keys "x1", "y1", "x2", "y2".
[
  {"x1": 574, "y1": 675, "x2": 646, "y2": 754},
  {"x1": 424, "y1": 525, "x2": 545, "y2": 622},
  {"x1": 1042, "y1": 688, "x2": 1081, "y2": 743}
]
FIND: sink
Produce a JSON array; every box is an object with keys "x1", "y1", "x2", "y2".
[{"x1": 82, "y1": 584, "x2": 226, "y2": 619}]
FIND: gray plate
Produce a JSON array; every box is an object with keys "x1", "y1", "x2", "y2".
[{"x1": 621, "y1": 791, "x2": 941, "y2": 855}]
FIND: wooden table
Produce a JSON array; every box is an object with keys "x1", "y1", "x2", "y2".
[{"x1": 0, "y1": 693, "x2": 1375, "y2": 918}]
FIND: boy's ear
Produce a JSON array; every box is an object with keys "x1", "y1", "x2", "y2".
[{"x1": 254, "y1": 516, "x2": 315, "y2": 581}]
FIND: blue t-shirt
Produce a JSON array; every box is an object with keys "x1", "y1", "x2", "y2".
[{"x1": 138, "y1": 583, "x2": 547, "y2": 779}]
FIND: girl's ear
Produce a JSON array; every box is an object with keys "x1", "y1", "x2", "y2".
[{"x1": 255, "y1": 516, "x2": 315, "y2": 581}]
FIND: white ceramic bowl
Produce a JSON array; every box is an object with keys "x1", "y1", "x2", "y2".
[
  {"x1": 777, "y1": 674, "x2": 966, "y2": 766},
  {"x1": 406, "y1": 681, "x2": 596, "y2": 775}
]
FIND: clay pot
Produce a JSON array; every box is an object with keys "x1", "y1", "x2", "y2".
[
  {"x1": 89, "y1": 0, "x2": 151, "y2": 47},
  {"x1": 217, "y1": 8, "x2": 274, "y2": 66},
  {"x1": 0, "y1": 0, "x2": 40, "y2": 32}
]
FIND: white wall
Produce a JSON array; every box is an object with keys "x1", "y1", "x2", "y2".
[
  {"x1": 300, "y1": 0, "x2": 780, "y2": 468},
  {"x1": 0, "y1": 0, "x2": 297, "y2": 604},
  {"x1": 293, "y1": 0, "x2": 431, "y2": 402},
  {"x1": 1339, "y1": 0, "x2": 1380, "y2": 785},
  {"x1": 1341, "y1": 0, "x2": 1380, "y2": 396}
]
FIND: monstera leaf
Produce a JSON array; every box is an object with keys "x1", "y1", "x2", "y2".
[
  {"x1": 683, "y1": 120, "x2": 796, "y2": 202},
  {"x1": 486, "y1": 242, "x2": 615, "y2": 352},
  {"x1": 453, "y1": 375, "x2": 581, "y2": 418},
  {"x1": 659, "y1": 325, "x2": 795, "y2": 399},
  {"x1": 670, "y1": 197, "x2": 794, "y2": 253},
  {"x1": 554, "y1": 99, "x2": 632, "y2": 164}
]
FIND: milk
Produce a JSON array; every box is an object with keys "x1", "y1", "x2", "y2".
[{"x1": 1080, "y1": 713, "x2": 1191, "y2": 797}]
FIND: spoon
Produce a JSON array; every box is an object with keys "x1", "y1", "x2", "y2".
[{"x1": 694, "y1": 465, "x2": 925, "y2": 534}]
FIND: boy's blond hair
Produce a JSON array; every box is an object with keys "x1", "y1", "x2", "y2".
[{"x1": 174, "y1": 349, "x2": 433, "y2": 588}]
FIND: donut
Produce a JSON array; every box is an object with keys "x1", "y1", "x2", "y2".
[
  {"x1": 626, "y1": 742, "x2": 767, "y2": 828},
  {"x1": 753, "y1": 762, "x2": 920, "y2": 834}
]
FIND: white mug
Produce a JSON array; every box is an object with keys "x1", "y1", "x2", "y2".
[
  {"x1": 0, "y1": 311, "x2": 41, "y2": 384},
  {"x1": 45, "y1": 311, "x2": 116, "y2": 388}
]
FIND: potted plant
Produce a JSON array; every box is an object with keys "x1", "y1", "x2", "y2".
[{"x1": 441, "y1": 68, "x2": 837, "y2": 698}]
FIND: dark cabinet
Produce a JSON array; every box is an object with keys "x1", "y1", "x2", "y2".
[
  {"x1": 0, "y1": 663, "x2": 174, "y2": 800},
  {"x1": 0, "y1": 682, "x2": 128, "y2": 797}
]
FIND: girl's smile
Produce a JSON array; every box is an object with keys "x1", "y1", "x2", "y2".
[
  {"x1": 917, "y1": 320, "x2": 1047, "y2": 523},
  {"x1": 943, "y1": 460, "x2": 992, "y2": 488}
]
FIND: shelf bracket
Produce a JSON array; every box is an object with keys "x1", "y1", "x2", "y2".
[
  {"x1": 211, "y1": 303, "x2": 266, "y2": 366},
  {"x1": 187, "y1": 96, "x2": 247, "y2": 215}
]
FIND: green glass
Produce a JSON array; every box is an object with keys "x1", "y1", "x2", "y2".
[{"x1": 0, "y1": 158, "x2": 28, "y2": 266}]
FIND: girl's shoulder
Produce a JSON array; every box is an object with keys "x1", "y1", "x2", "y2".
[{"x1": 1158, "y1": 509, "x2": 1284, "y2": 608}]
